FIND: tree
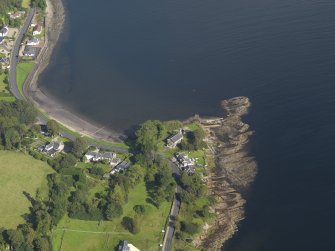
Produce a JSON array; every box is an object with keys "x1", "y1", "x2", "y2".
[
  {"x1": 180, "y1": 221, "x2": 199, "y2": 234},
  {"x1": 104, "y1": 202, "x2": 123, "y2": 220},
  {"x1": 72, "y1": 137, "x2": 87, "y2": 158},
  {"x1": 3, "y1": 128, "x2": 20, "y2": 149},
  {"x1": 133, "y1": 205, "x2": 146, "y2": 215},
  {"x1": 60, "y1": 154, "x2": 77, "y2": 168},
  {"x1": 89, "y1": 165, "x2": 105, "y2": 178},
  {"x1": 5, "y1": 229, "x2": 24, "y2": 250},
  {"x1": 121, "y1": 216, "x2": 140, "y2": 234},
  {"x1": 46, "y1": 120, "x2": 59, "y2": 136},
  {"x1": 135, "y1": 120, "x2": 165, "y2": 163}
]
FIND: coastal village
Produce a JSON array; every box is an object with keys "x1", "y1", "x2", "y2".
[
  {"x1": 0, "y1": 2, "x2": 45, "y2": 103},
  {"x1": 0, "y1": 0, "x2": 256, "y2": 251}
]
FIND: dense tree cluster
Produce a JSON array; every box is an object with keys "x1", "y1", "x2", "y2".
[
  {"x1": 30, "y1": 0, "x2": 46, "y2": 10},
  {"x1": 0, "y1": 0, "x2": 21, "y2": 16},
  {"x1": 179, "y1": 127, "x2": 206, "y2": 151},
  {"x1": 134, "y1": 120, "x2": 176, "y2": 208},
  {"x1": 0, "y1": 100, "x2": 37, "y2": 149}
]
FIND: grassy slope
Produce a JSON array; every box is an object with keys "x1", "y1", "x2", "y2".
[
  {"x1": 53, "y1": 182, "x2": 170, "y2": 251},
  {"x1": 16, "y1": 61, "x2": 34, "y2": 96},
  {"x1": 0, "y1": 151, "x2": 54, "y2": 228}
]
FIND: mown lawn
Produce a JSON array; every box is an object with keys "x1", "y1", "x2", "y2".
[
  {"x1": 0, "y1": 151, "x2": 54, "y2": 228},
  {"x1": 16, "y1": 61, "x2": 34, "y2": 96},
  {"x1": 53, "y1": 182, "x2": 171, "y2": 251}
]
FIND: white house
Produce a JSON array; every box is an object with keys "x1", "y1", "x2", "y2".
[
  {"x1": 175, "y1": 152, "x2": 195, "y2": 175},
  {"x1": 27, "y1": 37, "x2": 40, "y2": 46},
  {"x1": 85, "y1": 151, "x2": 117, "y2": 164},
  {"x1": 33, "y1": 24, "x2": 42, "y2": 36},
  {"x1": 42, "y1": 140, "x2": 64, "y2": 157},
  {"x1": 0, "y1": 26, "x2": 8, "y2": 37}
]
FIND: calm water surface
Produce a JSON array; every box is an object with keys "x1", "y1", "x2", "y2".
[{"x1": 40, "y1": 0, "x2": 335, "y2": 250}]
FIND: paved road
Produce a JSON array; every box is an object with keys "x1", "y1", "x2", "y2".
[
  {"x1": 162, "y1": 160, "x2": 182, "y2": 251},
  {"x1": 8, "y1": 8, "x2": 35, "y2": 100}
]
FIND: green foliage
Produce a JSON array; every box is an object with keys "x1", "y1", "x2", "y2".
[
  {"x1": 145, "y1": 160, "x2": 176, "y2": 208},
  {"x1": 104, "y1": 202, "x2": 123, "y2": 220},
  {"x1": 179, "y1": 127, "x2": 206, "y2": 151},
  {"x1": 89, "y1": 165, "x2": 105, "y2": 178},
  {"x1": 0, "y1": 0, "x2": 22, "y2": 17},
  {"x1": 135, "y1": 120, "x2": 165, "y2": 164},
  {"x1": 72, "y1": 137, "x2": 87, "y2": 158},
  {"x1": 46, "y1": 119, "x2": 59, "y2": 136},
  {"x1": 60, "y1": 153, "x2": 77, "y2": 169},
  {"x1": 133, "y1": 205, "x2": 146, "y2": 215},
  {"x1": 180, "y1": 221, "x2": 199, "y2": 234},
  {"x1": 31, "y1": 0, "x2": 46, "y2": 10},
  {"x1": 121, "y1": 216, "x2": 140, "y2": 234}
]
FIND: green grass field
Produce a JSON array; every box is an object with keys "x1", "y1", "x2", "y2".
[
  {"x1": 53, "y1": 182, "x2": 171, "y2": 251},
  {"x1": 22, "y1": 0, "x2": 31, "y2": 8},
  {"x1": 0, "y1": 151, "x2": 54, "y2": 228},
  {"x1": 16, "y1": 61, "x2": 34, "y2": 96}
]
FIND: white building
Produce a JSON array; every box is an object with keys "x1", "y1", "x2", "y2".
[
  {"x1": 27, "y1": 37, "x2": 40, "y2": 46},
  {"x1": 33, "y1": 25, "x2": 42, "y2": 36},
  {"x1": 42, "y1": 140, "x2": 64, "y2": 157},
  {"x1": 0, "y1": 26, "x2": 8, "y2": 37}
]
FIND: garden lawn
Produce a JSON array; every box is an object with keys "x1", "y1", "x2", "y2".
[
  {"x1": 16, "y1": 61, "x2": 34, "y2": 96},
  {"x1": 0, "y1": 151, "x2": 54, "y2": 228},
  {"x1": 53, "y1": 182, "x2": 171, "y2": 251}
]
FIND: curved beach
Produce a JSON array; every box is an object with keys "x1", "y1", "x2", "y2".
[{"x1": 24, "y1": 0, "x2": 122, "y2": 142}]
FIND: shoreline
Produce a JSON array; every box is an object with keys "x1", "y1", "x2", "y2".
[
  {"x1": 23, "y1": 0, "x2": 123, "y2": 142},
  {"x1": 193, "y1": 97, "x2": 257, "y2": 250}
]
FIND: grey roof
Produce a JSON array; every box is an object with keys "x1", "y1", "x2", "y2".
[
  {"x1": 167, "y1": 131, "x2": 183, "y2": 144},
  {"x1": 101, "y1": 152, "x2": 115, "y2": 159},
  {"x1": 27, "y1": 37, "x2": 39, "y2": 44},
  {"x1": 0, "y1": 26, "x2": 8, "y2": 36},
  {"x1": 118, "y1": 240, "x2": 130, "y2": 251},
  {"x1": 0, "y1": 58, "x2": 9, "y2": 63},
  {"x1": 24, "y1": 46, "x2": 38, "y2": 56}
]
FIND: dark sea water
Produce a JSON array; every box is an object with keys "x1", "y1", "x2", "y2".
[{"x1": 39, "y1": 0, "x2": 335, "y2": 250}]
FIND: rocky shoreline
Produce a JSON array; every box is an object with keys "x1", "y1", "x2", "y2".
[{"x1": 192, "y1": 96, "x2": 257, "y2": 250}]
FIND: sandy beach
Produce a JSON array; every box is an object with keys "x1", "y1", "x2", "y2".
[{"x1": 24, "y1": 0, "x2": 123, "y2": 142}]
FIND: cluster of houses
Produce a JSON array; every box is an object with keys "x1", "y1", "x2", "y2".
[
  {"x1": 166, "y1": 129, "x2": 197, "y2": 175},
  {"x1": 23, "y1": 23, "x2": 43, "y2": 57}
]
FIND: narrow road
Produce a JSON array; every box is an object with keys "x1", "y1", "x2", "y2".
[
  {"x1": 8, "y1": 8, "x2": 35, "y2": 100},
  {"x1": 6, "y1": 9, "x2": 129, "y2": 153},
  {"x1": 162, "y1": 160, "x2": 182, "y2": 251}
]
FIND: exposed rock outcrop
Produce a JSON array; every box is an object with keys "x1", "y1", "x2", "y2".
[{"x1": 193, "y1": 97, "x2": 257, "y2": 250}]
